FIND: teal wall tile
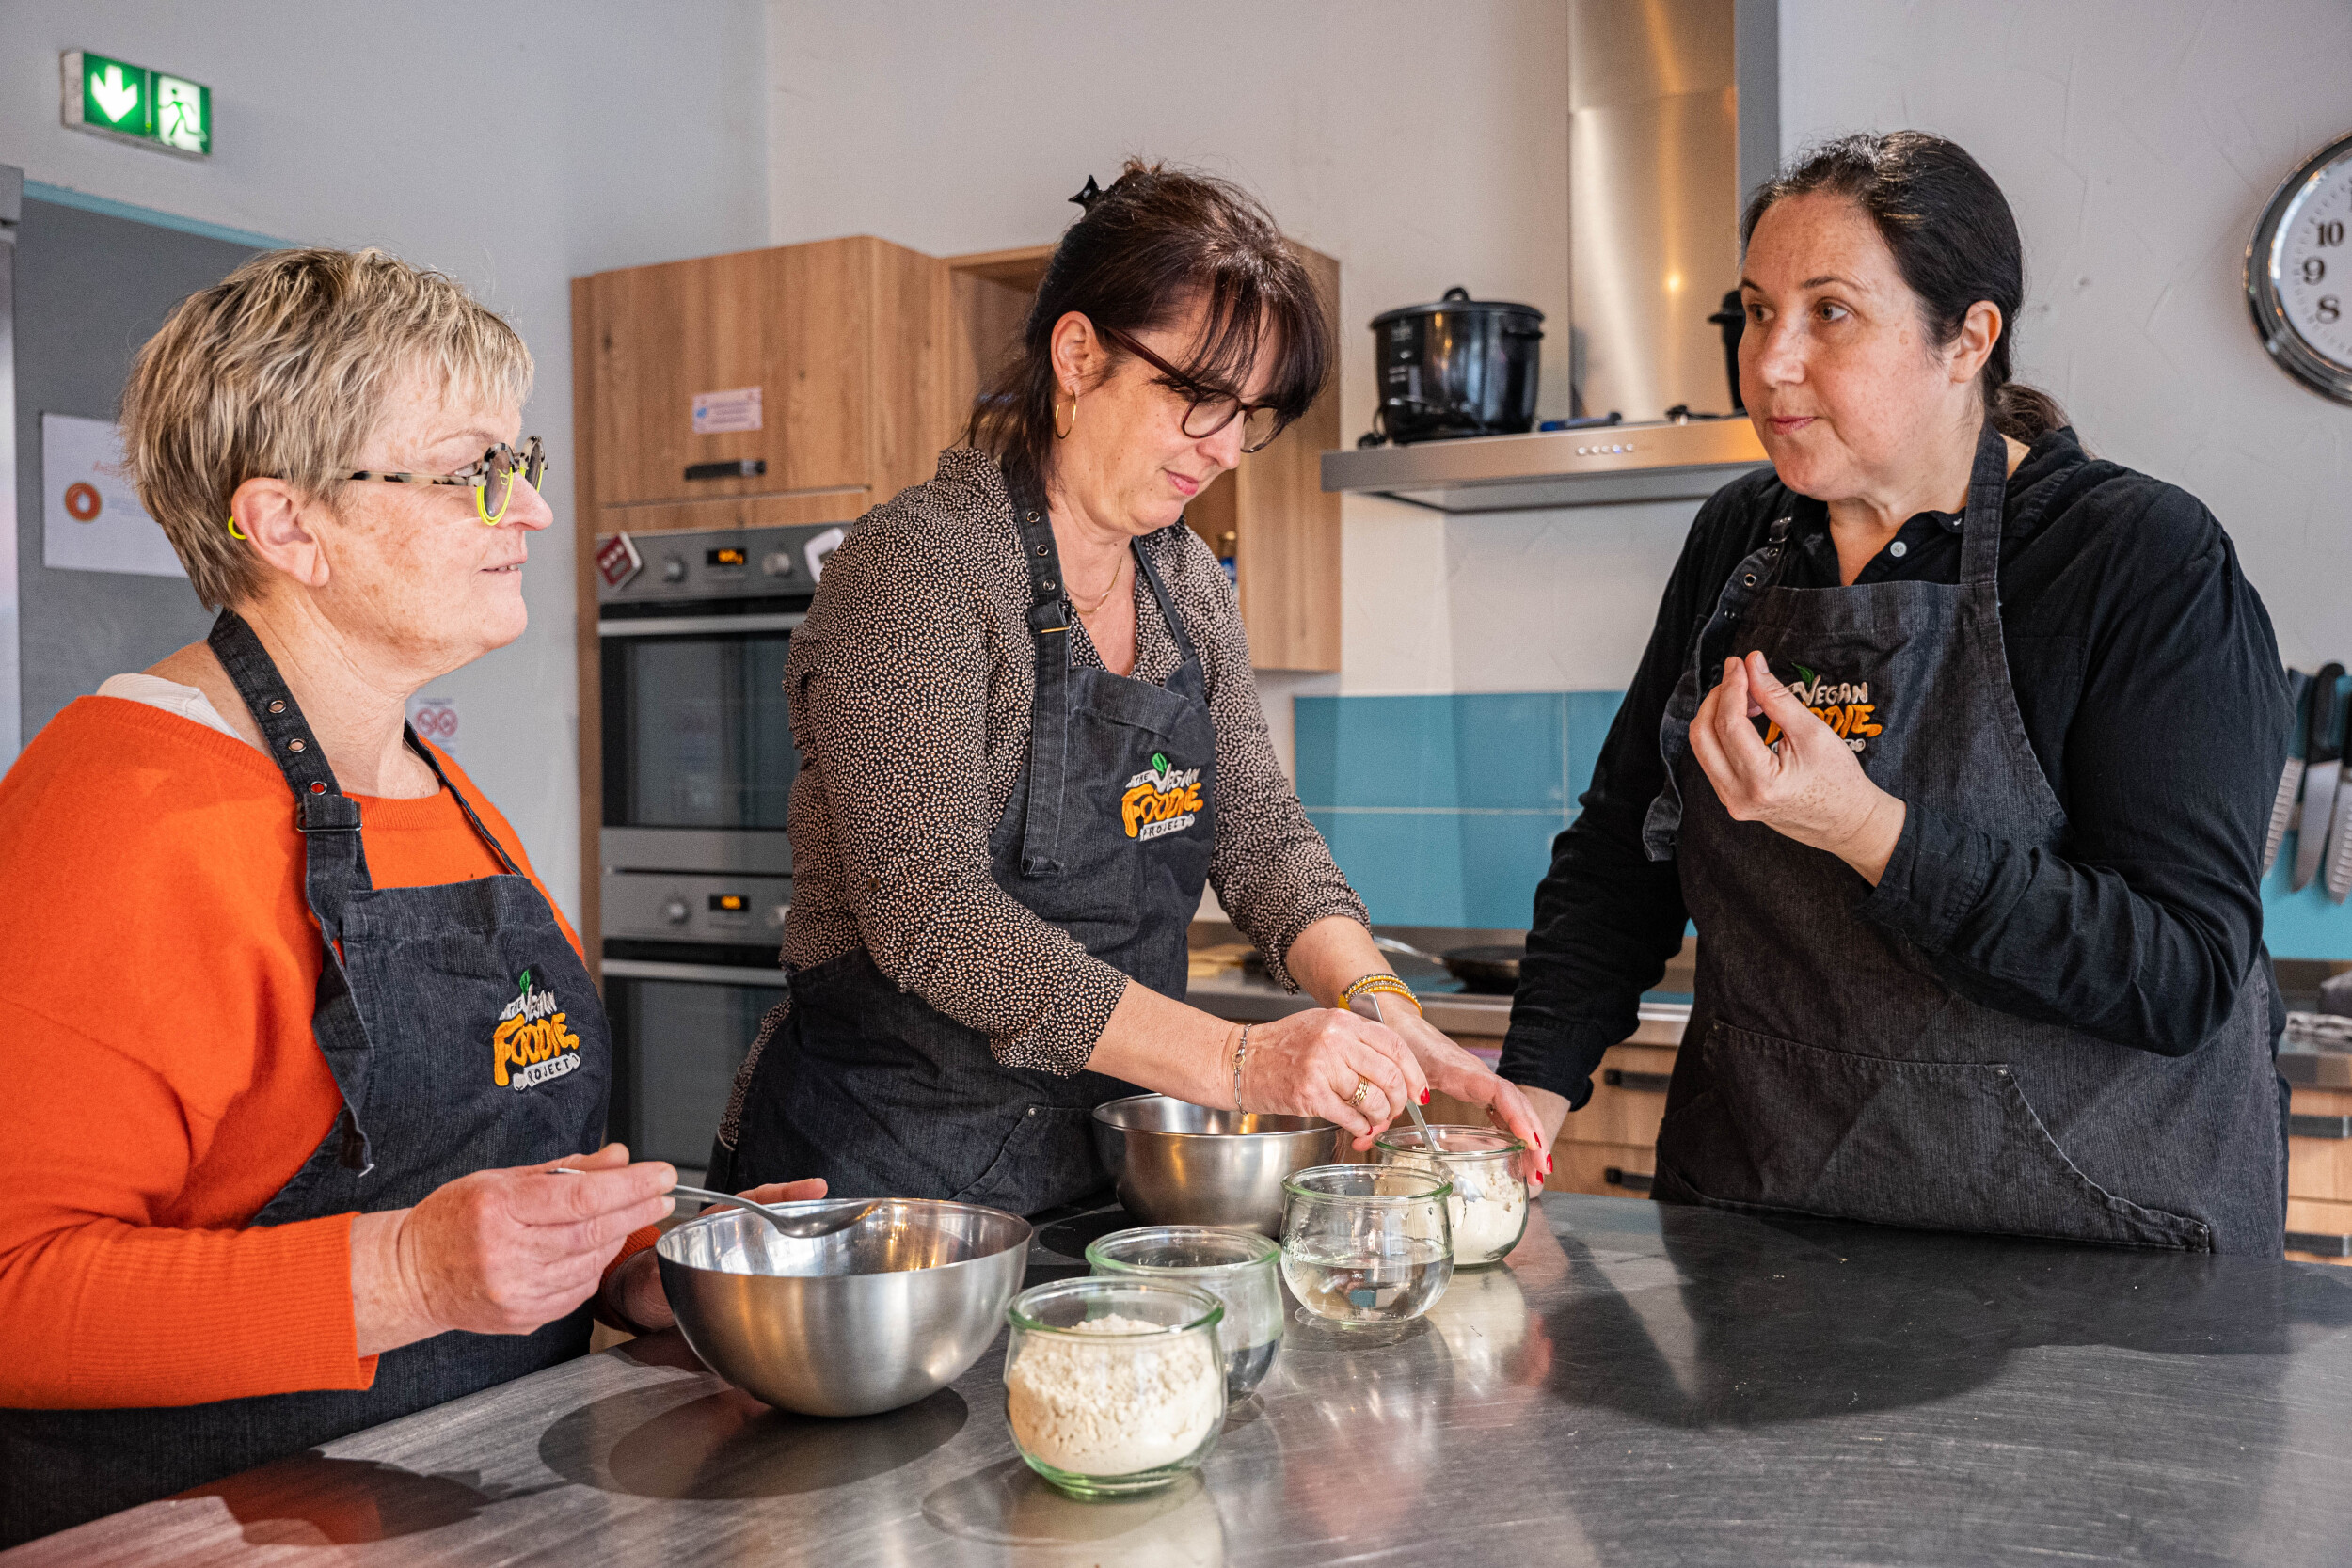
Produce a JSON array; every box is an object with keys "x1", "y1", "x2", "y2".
[
  {"x1": 1454, "y1": 812, "x2": 1569, "y2": 928},
  {"x1": 2260, "y1": 840, "x2": 2352, "y2": 959},
  {"x1": 1309, "y1": 809, "x2": 1469, "y2": 927},
  {"x1": 1565, "y1": 690, "x2": 1627, "y2": 809}
]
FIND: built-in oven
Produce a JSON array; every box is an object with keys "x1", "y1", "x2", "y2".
[{"x1": 595, "y1": 520, "x2": 843, "y2": 1171}]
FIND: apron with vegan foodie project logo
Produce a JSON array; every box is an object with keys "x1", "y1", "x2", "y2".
[
  {"x1": 725, "y1": 483, "x2": 1217, "y2": 1218},
  {"x1": 1640, "y1": 420, "x2": 2285, "y2": 1256},
  {"x1": 0, "y1": 610, "x2": 610, "y2": 1546}
]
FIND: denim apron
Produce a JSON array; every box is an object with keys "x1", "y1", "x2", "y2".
[
  {"x1": 1641, "y1": 421, "x2": 2285, "y2": 1257},
  {"x1": 727, "y1": 492, "x2": 1217, "y2": 1217},
  {"x1": 0, "y1": 610, "x2": 611, "y2": 1545}
]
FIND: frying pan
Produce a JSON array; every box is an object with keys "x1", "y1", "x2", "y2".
[{"x1": 1373, "y1": 936, "x2": 1524, "y2": 995}]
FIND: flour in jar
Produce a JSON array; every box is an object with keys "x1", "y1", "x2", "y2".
[
  {"x1": 1005, "y1": 1314, "x2": 1222, "y2": 1477},
  {"x1": 1446, "y1": 1158, "x2": 1528, "y2": 1259}
]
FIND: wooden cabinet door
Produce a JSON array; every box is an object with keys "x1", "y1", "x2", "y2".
[{"x1": 587, "y1": 240, "x2": 874, "y2": 507}]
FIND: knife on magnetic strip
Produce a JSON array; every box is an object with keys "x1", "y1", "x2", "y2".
[
  {"x1": 2293, "y1": 663, "x2": 2344, "y2": 892},
  {"x1": 2266, "y1": 667, "x2": 2313, "y2": 876}
]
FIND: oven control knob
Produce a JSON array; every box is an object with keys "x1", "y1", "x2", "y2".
[
  {"x1": 662, "y1": 896, "x2": 691, "y2": 926},
  {"x1": 660, "y1": 554, "x2": 688, "y2": 584},
  {"x1": 767, "y1": 902, "x2": 790, "y2": 929},
  {"x1": 761, "y1": 550, "x2": 795, "y2": 579}
]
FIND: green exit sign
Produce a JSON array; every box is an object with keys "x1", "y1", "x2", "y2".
[{"x1": 60, "y1": 50, "x2": 211, "y2": 158}]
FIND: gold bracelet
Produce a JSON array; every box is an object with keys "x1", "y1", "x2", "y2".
[{"x1": 1341, "y1": 973, "x2": 1422, "y2": 1015}]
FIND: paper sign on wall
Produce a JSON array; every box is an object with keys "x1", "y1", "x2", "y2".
[
  {"x1": 407, "y1": 696, "x2": 460, "y2": 749},
  {"x1": 41, "y1": 413, "x2": 185, "y2": 578},
  {"x1": 691, "y1": 387, "x2": 763, "y2": 435}
]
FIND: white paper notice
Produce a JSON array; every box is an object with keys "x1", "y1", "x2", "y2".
[
  {"x1": 41, "y1": 413, "x2": 184, "y2": 578},
  {"x1": 691, "y1": 387, "x2": 763, "y2": 435}
]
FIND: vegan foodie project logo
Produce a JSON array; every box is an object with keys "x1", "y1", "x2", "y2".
[
  {"x1": 1764, "y1": 663, "x2": 1885, "y2": 755},
  {"x1": 492, "y1": 968, "x2": 582, "y2": 1091},
  {"x1": 1121, "y1": 752, "x2": 1204, "y2": 842}
]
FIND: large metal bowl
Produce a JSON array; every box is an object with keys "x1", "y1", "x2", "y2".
[
  {"x1": 1091, "y1": 1094, "x2": 1339, "y2": 1235},
  {"x1": 655, "y1": 1198, "x2": 1031, "y2": 1418}
]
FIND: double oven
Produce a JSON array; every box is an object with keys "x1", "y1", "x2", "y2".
[{"x1": 596, "y1": 521, "x2": 842, "y2": 1171}]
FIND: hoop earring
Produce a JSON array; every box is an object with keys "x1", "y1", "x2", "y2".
[
  {"x1": 1053, "y1": 393, "x2": 1075, "y2": 440},
  {"x1": 226, "y1": 515, "x2": 248, "y2": 541}
]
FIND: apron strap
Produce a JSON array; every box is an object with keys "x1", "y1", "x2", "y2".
[
  {"x1": 207, "y1": 609, "x2": 381, "y2": 1173},
  {"x1": 1009, "y1": 474, "x2": 1074, "y2": 878},
  {"x1": 1131, "y1": 533, "x2": 1203, "y2": 673},
  {"x1": 1959, "y1": 417, "x2": 2011, "y2": 588},
  {"x1": 404, "y1": 731, "x2": 525, "y2": 876}
]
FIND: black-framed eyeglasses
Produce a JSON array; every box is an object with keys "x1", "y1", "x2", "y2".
[
  {"x1": 348, "y1": 437, "x2": 547, "y2": 525},
  {"x1": 1094, "y1": 326, "x2": 1288, "y2": 452}
]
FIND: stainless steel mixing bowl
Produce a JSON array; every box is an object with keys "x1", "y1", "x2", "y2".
[
  {"x1": 656, "y1": 1198, "x2": 1032, "y2": 1418},
  {"x1": 1091, "y1": 1094, "x2": 1340, "y2": 1234}
]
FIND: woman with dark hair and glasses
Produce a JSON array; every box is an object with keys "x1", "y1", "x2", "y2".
[
  {"x1": 716, "y1": 162, "x2": 1546, "y2": 1215},
  {"x1": 1502, "y1": 131, "x2": 2292, "y2": 1255}
]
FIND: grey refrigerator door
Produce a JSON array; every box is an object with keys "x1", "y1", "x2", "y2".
[{"x1": 11, "y1": 190, "x2": 261, "y2": 749}]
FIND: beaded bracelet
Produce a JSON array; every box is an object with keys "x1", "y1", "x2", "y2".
[
  {"x1": 1340, "y1": 973, "x2": 1422, "y2": 1015},
  {"x1": 1231, "y1": 1023, "x2": 1253, "y2": 1113}
]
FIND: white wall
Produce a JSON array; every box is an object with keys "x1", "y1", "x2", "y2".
[
  {"x1": 1778, "y1": 0, "x2": 2352, "y2": 670},
  {"x1": 768, "y1": 0, "x2": 1690, "y2": 775},
  {"x1": 0, "y1": 0, "x2": 772, "y2": 923}
]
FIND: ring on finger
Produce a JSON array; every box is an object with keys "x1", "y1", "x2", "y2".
[{"x1": 1351, "y1": 1077, "x2": 1373, "y2": 1109}]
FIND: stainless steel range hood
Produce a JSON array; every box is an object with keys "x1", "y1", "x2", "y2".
[{"x1": 1325, "y1": 0, "x2": 1779, "y2": 515}]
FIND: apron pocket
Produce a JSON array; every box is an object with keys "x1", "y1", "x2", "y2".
[
  {"x1": 1662, "y1": 1022, "x2": 2209, "y2": 1251},
  {"x1": 953, "y1": 1104, "x2": 1103, "y2": 1214}
]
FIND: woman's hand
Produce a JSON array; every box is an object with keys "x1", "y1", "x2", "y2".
[
  {"x1": 1689, "y1": 650, "x2": 1907, "y2": 884},
  {"x1": 352, "y1": 1141, "x2": 677, "y2": 1356},
  {"x1": 603, "y1": 1177, "x2": 832, "y2": 1334},
  {"x1": 1379, "y1": 1005, "x2": 1551, "y2": 1180},
  {"x1": 1239, "y1": 1006, "x2": 1431, "y2": 1148}
]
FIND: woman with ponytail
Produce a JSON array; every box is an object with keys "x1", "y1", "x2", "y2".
[{"x1": 1502, "y1": 131, "x2": 2293, "y2": 1255}]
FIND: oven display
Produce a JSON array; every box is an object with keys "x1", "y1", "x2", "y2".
[
  {"x1": 709, "y1": 894, "x2": 747, "y2": 912},
  {"x1": 707, "y1": 546, "x2": 748, "y2": 568}
]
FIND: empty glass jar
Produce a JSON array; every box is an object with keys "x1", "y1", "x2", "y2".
[
  {"x1": 1375, "y1": 1125, "x2": 1533, "y2": 1266},
  {"x1": 1278, "y1": 1163, "x2": 1454, "y2": 1326},
  {"x1": 1003, "y1": 1277, "x2": 1227, "y2": 1497},
  {"x1": 1087, "y1": 1225, "x2": 1285, "y2": 1397}
]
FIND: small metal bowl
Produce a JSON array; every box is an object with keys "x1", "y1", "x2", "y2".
[
  {"x1": 656, "y1": 1198, "x2": 1031, "y2": 1418},
  {"x1": 1091, "y1": 1094, "x2": 1339, "y2": 1235}
]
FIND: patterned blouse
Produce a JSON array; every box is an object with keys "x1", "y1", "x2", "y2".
[{"x1": 717, "y1": 447, "x2": 1363, "y2": 1142}]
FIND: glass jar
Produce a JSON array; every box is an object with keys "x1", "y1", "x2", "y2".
[
  {"x1": 1086, "y1": 1225, "x2": 1285, "y2": 1398},
  {"x1": 1278, "y1": 1163, "x2": 1454, "y2": 1326},
  {"x1": 1003, "y1": 1277, "x2": 1227, "y2": 1497},
  {"x1": 1375, "y1": 1125, "x2": 1532, "y2": 1267}
]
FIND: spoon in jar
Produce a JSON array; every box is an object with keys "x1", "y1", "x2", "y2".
[{"x1": 553, "y1": 1169, "x2": 878, "y2": 1239}]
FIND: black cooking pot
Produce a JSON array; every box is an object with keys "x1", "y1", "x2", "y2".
[{"x1": 1368, "y1": 286, "x2": 1544, "y2": 445}]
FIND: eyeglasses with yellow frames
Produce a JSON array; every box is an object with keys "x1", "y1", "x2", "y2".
[{"x1": 346, "y1": 437, "x2": 548, "y2": 525}]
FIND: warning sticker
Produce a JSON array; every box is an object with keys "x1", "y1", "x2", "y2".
[{"x1": 691, "y1": 387, "x2": 763, "y2": 436}]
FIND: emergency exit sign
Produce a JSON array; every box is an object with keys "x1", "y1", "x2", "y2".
[{"x1": 61, "y1": 50, "x2": 211, "y2": 158}]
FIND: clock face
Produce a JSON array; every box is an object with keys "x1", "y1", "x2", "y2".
[{"x1": 2251, "y1": 133, "x2": 2352, "y2": 404}]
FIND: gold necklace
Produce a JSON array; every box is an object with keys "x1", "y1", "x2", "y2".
[{"x1": 1072, "y1": 556, "x2": 1128, "y2": 616}]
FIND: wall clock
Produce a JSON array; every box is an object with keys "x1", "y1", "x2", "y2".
[{"x1": 2248, "y1": 131, "x2": 2352, "y2": 404}]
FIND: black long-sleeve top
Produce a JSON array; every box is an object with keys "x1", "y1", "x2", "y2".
[{"x1": 1498, "y1": 426, "x2": 2290, "y2": 1110}]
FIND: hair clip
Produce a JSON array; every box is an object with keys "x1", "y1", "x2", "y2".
[{"x1": 1070, "y1": 175, "x2": 1104, "y2": 212}]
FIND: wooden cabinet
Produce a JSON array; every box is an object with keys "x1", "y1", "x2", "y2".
[
  {"x1": 940, "y1": 242, "x2": 1343, "y2": 673},
  {"x1": 579, "y1": 235, "x2": 942, "y2": 515}
]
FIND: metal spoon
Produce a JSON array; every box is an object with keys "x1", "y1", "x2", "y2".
[{"x1": 554, "y1": 1169, "x2": 878, "y2": 1239}]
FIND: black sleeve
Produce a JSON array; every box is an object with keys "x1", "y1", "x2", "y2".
[
  {"x1": 1497, "y1": 494, "x2": 1744, "y2": 1107},
  {"x1": 1853, "y1": 487, "x2": 2290, "y2": 1055}
]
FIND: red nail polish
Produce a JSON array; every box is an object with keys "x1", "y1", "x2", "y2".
[{"x1": 1420, "y1": 1090, "x2": 1430, "y2": 1105}]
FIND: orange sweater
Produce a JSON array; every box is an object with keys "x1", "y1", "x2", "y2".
[{"x1": 0, "y1": 697, "x2": 596, "y2": 1409}]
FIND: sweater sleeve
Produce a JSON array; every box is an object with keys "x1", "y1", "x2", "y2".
[
  {"x1": 787, "y1": 532, "x2": 1130, "y2": 1073},
  {"x1": 0, "y1": 997, "x2": 373, "y2": 1408}
]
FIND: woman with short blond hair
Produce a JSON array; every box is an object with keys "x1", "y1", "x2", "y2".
[{"x1": 0, "y1": 247, "x2": 815, "y2": 1545}]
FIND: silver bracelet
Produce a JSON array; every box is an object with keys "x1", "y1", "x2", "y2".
[{"x1": 1232, "y1": 1024, "x2": 1252, "y2": 1114}]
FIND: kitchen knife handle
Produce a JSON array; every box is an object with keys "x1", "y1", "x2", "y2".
[{"x1": 2309, "y1": 663, "x2": 2345, "y2": 765}]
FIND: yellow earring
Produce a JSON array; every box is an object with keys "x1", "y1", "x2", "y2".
[
  {"x1": 226, "y1": 515, "x2": 248, "y2": 541},
  {"x1": 1053, "y1": 388, "x2": 1076, "y2": 440}
]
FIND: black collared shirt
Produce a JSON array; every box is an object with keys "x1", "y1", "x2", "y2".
[{"x1": 1498, "y1": 427, "x2": 2291, "y2": 1109}]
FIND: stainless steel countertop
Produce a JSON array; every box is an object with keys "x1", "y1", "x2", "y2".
[{"x1": 18, "y1": 1195, "x2": 2352, "y2": 1566}]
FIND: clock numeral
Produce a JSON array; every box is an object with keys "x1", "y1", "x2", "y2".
[
  {"x1": 2320, "y1": 295, "x2": 2343, "y2": 325},
  {"x1": 2318, "y1": 220, "x2": 2346, "y2": 247},
  {"x1": 2304, "y1": 257, "x2": 2329, "y2": 285}
]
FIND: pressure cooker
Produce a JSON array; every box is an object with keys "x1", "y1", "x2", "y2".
[{"x1": 1367, "y1": 286, "x2": 1544, "y2": 445}]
